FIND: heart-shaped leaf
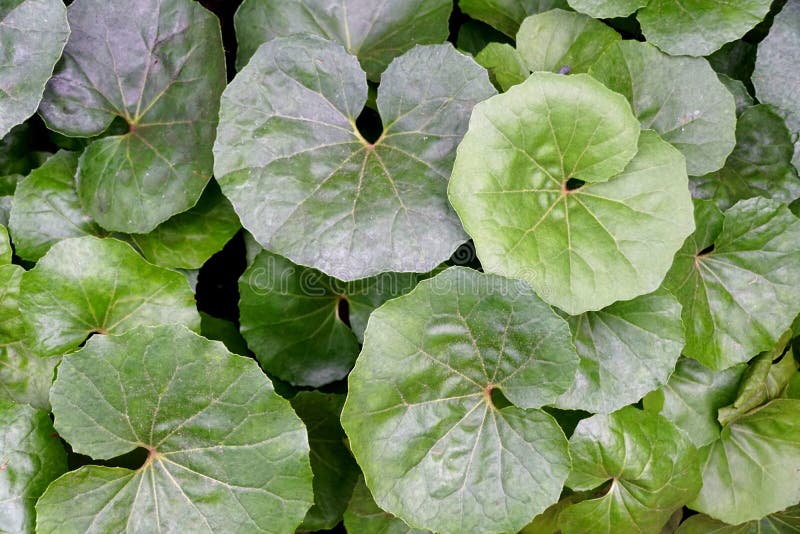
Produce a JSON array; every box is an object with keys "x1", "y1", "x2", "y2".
[
  {"x1": 341, "y1": 267, "x2": 576, "y2": 533},
  {"x1": 0, "y1": 0, "x2": 69, "y2": 138},
  {"x1": 36, "y1": 324, "x2": 313, "y2": 533},
  {"x1": 590, "y1": 40, "x2": 737, "y2": 175},
  {"x1": 234, "y1": 0, "x2": 451, "y2": 80},
  {"x1": 19, "y1": 236, "x2": 200, "y2": 356},
  {"x1": 663, "y1": 198, "x2": 800, "y2": 370},
  {"x1": 677, "y1": 505, "x2": 800, "y2": 533},
  {"x1": 0, "y1": 344, "x2": 59, "y2": 411},
  {"x1": 566, "y1": 0, "x2": 646, "y2": 18},
  {"x1": 560, "y1": 406, "x2": 701, "y2": 533},
  {"x1": 449, "y1": 73, "x2": 694, "y2": 314},
  {"x1": 344, "y1": 476, "x2": 430, "y2": 534},
  {"x1": 555, "y1": 289, "x2": 685, "y2": 414},
  {"x1": 39, "y1": 0, "x2": 227, "y2": 233},
  {"x1": 458, "y1": 0, "x2": 569, "y2": 37},
  {"x1": 214, "y1": 35, "x2": 496, "y2": 281}
]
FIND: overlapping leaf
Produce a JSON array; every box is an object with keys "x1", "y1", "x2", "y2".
[
  {"x1": 0, "y1": 344, "x2": 58, "y2": 411},
  {"x1": 475, "y1": 43, "x2": 528, "y2": 92},
  {"x1": 215, "y1": 35, "x2": 496, "y2": 281},
  {"x1": 566, "y1": 0, "x2": 646, "y2": 18},
  {"x1": 343, "y1": 476, "x2": 429, "y2": 534},
  {"x1": 458, "y1": 0, "x2": 569, "y2": 37},
  {"x1": 677, "y1": 505, "x2": 800, "y2": 533},
  {"x1": 0, "y1": 263, "x2": 24, "y2": 344}
]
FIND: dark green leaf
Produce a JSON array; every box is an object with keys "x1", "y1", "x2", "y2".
[
  {"x1": 199, "y1": 312, "x2": 249, "y2": 356},
  {"x1": 677, "y1": 506, "x2": 800, "y2": 533},
  {"x1": 707, "y1": 40, "x2": 756, "y2": 84},
  {"x1": 458, "y1": 0, "x2": 569, "y2": 37},
  {"x1": 717, "y1": 74, "x2": 754, "y2": 115},
  {"x1": 343, "y1": 476, "x2": 429, "y2": 534},
  {"x1": 456, "y1": 20, "x2": 512, "y2": 56}
]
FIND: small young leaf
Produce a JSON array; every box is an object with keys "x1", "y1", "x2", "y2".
[
  {"x1": 344, "y1": 476, "x2": 429, "y2": 534},
  {"x1": 475, "y1": 43, "x2": 529, "y2": 92},
  {"x1": 458, "y1": 0, "x2": 569, "y2": 37}
]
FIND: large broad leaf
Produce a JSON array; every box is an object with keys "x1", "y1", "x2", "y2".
[
  {"x1": 449, "y1": 73, "x2": 694, "y2": 314},
  {"x1": 343, "y1": 476, "x2": 429, "y2": 534},
  {"x1": 644, "y1": 357, "x2": 747, "y2": 447},
  {"x1": 566, "y1": 0, "x2": 646, "y2": 18},
  {"x1": 677, "y1": 505, "x2": 800, "y2": 533},
  {"x1": 0, "y1": 344, "x2": 58, "y2": 411},
  {"x1": 590, "y1": 40, "x2": 737, "y2": 176},
  {"x1": 234, "y1": 0, "x2": 451, "y2": 79},
  {"x1": 691, "y1": 105, "x2": 800, "y2": 210},
  {"x1": 36, "y1": 325, "x2": 313, "y2": 533},
  {"x1": 291, "y1": 392, "x2": 360, "y2": 531},
  {"x1": 637, "y1": 0, "x2": 772, "y2": 57},
  {"x1": 663, "y1": 198, "x2": 800, "y2": 370},
  {"x1": 341, "y1": 268, "x2": 576, "y2": 534},
  {"x1": 239, "y1": 250, "x2": 423, "y2": 387},
  {"x1": 560, "y1": 407, "x2": 701, "y2": 533},
  {"x1": 19, "y1": 236, "x2": 200, "y2": 356},
  {"x1": 458, "y1": 0, "x2": 569, "y2": 38},
  {"x1": 0, "y1": 0, "x2": 69, "y2": 137},
  {"x1": 689, "y1": 399, "x2": 800, "y2": 524},
  {"x1": 215, "y1": 35, "x2": 495, "y2": 281},
  {"x1": 555, "y1": 289, "x2": 685, "y2": 414},
  {"x1": 0, "y1": 400, "x2": 67, "y2": 534},
  {"x1": 38, "y1": 0, "x2": 227, "y2": 233}
]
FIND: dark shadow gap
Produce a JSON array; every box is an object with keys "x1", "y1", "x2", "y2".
[{"x1": 355, "y1": 106, "x2": 383, "y2": 144}]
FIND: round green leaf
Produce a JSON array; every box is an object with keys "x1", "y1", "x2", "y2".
[
  {"x1": 344, "y1": 476, "x2": 429, "y2": 534},
  {"x1": 677, "y1": 505, "x2": 800, "y2": 533},
  {"x1": 689, "y1": 399, "x2": 800, "y2": 524},
  {"x1": 566, "y1": 0, "x2": 646, "y2": 18},
  {"x1": 0, "y1": 400, "x2": 67, "y2": 534},
  {"x1": 0, "y1": 344, "x2": 59, "y2": 411},
  {"x1": 37, "y1": 324, "x2": 313, "y2": 533},
  {"x1": 0, "y1": 264, "x2": 23, "y2": 344},
  {"x1": 691, "y1": 105, "x2": 800, "y2": 210},
  {"x1": 39, "y1": 0, "x2": 227, "y2": 233},
  {"x1": 215, "y1": 35, "x2": 496, "y2": 281},
  {"x1": 590, "y1": 40, "x2": 737, "y2": 176},
  {"x1": 449, "y1": 73, "x2": 694, "y2": 314},
  {"x1": 458, "y1": 0, "x2": 569, "y2": 38},
  {"x1": 475, "y1": 43, "x2": 528, "y2": 92},
  {"x1": 341, "y1": 268, "x2": 576, "y2": 533},
  {"x1": 0, "y1": 0, "x2": 69, "y2": 138},
  {"x1": 516, "y1": 9, "x2": 620, "y2": 75},
  {"x1": 555, "y1": 289, "x2": 685, "y2": 414},
  {"x1": 235, "y1": 0, "x2": 451, "y2": 80},
  {"x1": 638, "y1": 0, "x2": 772, "y2": 57},
  {"x1": 19, "y1": 236, "x2": 200, "y2": 356},
  {"x1": 561, "y1": 407, "x2": 701, "y2": 534},
  {"x1": 664, "y1": 198, "x2": 800, "y2": 370}
]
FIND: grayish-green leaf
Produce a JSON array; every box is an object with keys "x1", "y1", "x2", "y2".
[
  {"x1": 20, "y1": 236, "x2": 200, "y2": 356},
  {"x1": 566, "y1": 0, "x2": 646, "y2": 18},
  {"x1": 343, "y1": 476, "x2": 429, "y2": 534},
  {"x1": 0, "y1": 344, "x2": 58, "y2": 411},
  {"x1": 450, "y1": 73, "x2": 694, "y2": 314},
  {"x1": 561, "y1": 407, "x2": 701, "y2": 534},
  {"x1": 235, "y1": 0, "x2": 451, "y2": 79},
  {"x1": 689, "y1": 399, "x2": 800, "y2": 524},
  {"x1": 37, "y1": 324, "x2": 313, "y2": 533},
  {"x1": 516, "y1": 9, "x2": 619, "y2": 74},
  {"x1": 0, "y1": 400, "x2": 67, "y2": 534},
  {"x1": 691, "y1": 105, "x2": 800, "y2": 210},
  {"x1": 39, "y1": 0, "x2": 227, "y2": 233},
  {"x1": 555, "y1": 289, "x2": 685, "y2": 414},
  {"x1": 717, "y1": 74, "x2": 754, "y2": 115},
  {"x1": 0, "y1": 0, "x2": 69, "y2": 137},
  {"x1": 677, "y1": 505, "x2": 800, "y2": 533},
  {"x1": 707, "y1": 40, "x2": 756, "y2": 84},
  {"x1": 475, "y1": 43, "x2": 528, "y2": 92},
  {"x1": 342, "y1": 268, "x2": 576, "y2": 533},
  {"x1": 458, "y1": 0, "x2": 569, "y2": 37},
  {"x1": 0, "y1": 264, "x2": 23, "y2": 344},
  {"x1": 644, "y1": 358, "x2": 747, "y2": 447},
  {"x1": 215, "y1": 35, "x2": 496, "y2": 281},
  {"x1": 664, "y1": 198, "x2": 800, "y2": 370},
  {"x1": 638, "y1": 0, "x2": 772, "y2": 57},
  {"x1": 590, "y1": 40, "x2": 737, "y2": 175}
]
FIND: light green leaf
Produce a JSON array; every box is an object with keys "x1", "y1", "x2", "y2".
[
  {"x1": 0, "y1": 400, "x2": 67, "y2": 534},
  {"x1": 643, "y1": 357, "x2": 747, "y2": 447},
  {"x1": 664, "y1": 198, "x2": 800, "y2": 370},
  {"x1": 199, "y1": 312, "x2": 249, "y2": 356},
  {"x1": 561, "y1": 407, "x2": 701, "y2": 534},
  {"x1": 19, "y1": 236, "x2": 200, "y2": 356},
  {"x1": 235, "y1": 0, "x2": 451, "y2": 80},
  {"x1": 0, "y1": 224, "x2": 10, "y2": 264},
  {"x1": 291, "y1": 392, "x2": 360, "y2": 531},
  {"x1": 475, "y1": 43, "x2": 528, "y2": 92},
  {"x1": 238, "y1": 250, "x2": 423, "y2": 387},
  {"x1": 215, "y1": 35, "x2": 495, "y2": 281},
  {"x1": 39, "y1": 0, "x2": 227, "y2": 233},
  {"x1": 555, "y1": 289, "x2": 685, "y2": 414},
  {"x1": 677, "y1": 505, "x2": 800, "y2": 533},
  {"x1": 689, "y1": 399, "x2": 800, "y2": 524},
  {"x1": 566, "y1": 0, "x2": 646, "y2": 18},
  {"x1": 341, "y1": 268, "x2": 576, "y2": 534},
  {"x1": 691, "y1": 105, "x2": 800, "y2": 210},
  {"x1": 0, "y1": 0, "x2": 69, "y2": 137},
  {"x1": 37, "y1": 324, "x2": 313, "y2": 533},
  {"x1": 0, "y1": 264, "x2": 24, "y2": 345},
  {"x1": 638, "y1": 0, "x2": 772, "y2": 57},
  {"x1": 0, "y1": 343, "x2": 58, "y2": 411},
  {"x1": 458, "y1": 0, "x2": 569, "y2": 37},
  {"x1": 343, "y1": 476, "x2": 429, "y2": 534},
  {"x1": 516, "y1": 9, "x2": 619, "y2": 74},
  {"x1": 449, "y1": 73, "x2": 694, "y2": 314},
  {"x1": 590, "y1": 40, "x2": 737, "y2": 175},
  {"x1": 717, "y1": 74, "x2": 754, "y2": 115}
]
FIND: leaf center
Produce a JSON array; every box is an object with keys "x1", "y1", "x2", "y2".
[
  {"x1": 354, "y1": 105, "x2": 384, "y2": 146},
  {"x1": 562, "y1": 177, "x2": 586, "y2": 194},
  {"x1": 335, "y1": 294, "x2": 351, "y2": 328},
  {"x1": 485, "y1": 385, "x2": 512, "y2": 410}
]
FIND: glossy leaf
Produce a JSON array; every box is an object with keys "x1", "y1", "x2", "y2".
[
  {"x1": 566, "y1": 0, "x2": 645, "y2": 18},
  {"x1": 0, "y1": 344, "x2": 58, "y2": 411},
  {"x1": 343, "y1": 476, "x2": 429, "y2": 534},
  {"x1": 39, "y1": 0, "x2": 227, "y2": 233},
  {"x1": 215, "y1": 35, "x2": 495, "y2": 281},
  {"x1": 458, "y1": 0, "x2": 569, "y2": 37},
  {"x1": 664, "y1": 198, "x2": 800, "y2": 370},
  {"x1": 677, "y1": 505, "x2": 800, "y2": 533},
  {"x1": 234, "y1": 0, "x2": 451, "y2": 79},
  {"x1": 19, "y1": 236, "x2": 200, "y2": 356},
  {"x1": 555, "y1": 289, "x2": 685, "y2": 414},
  {"x1": 590, "y1": 40, "x2": 737, "y2": 175},
  {"x1": 561, "y1": 407, "x2": 701, "y2": 533},
  {"x1": 475, "y1": 43, "x2": 528, "y2": 92},
  {"x1": 342, "y1": 268, "x2": 576, "y2": 533},
  {"x1": 0, "y1": 0, "x2": 69, "y2": 137},
  {"x1": 450, "y1": 74, "x2": 694, "y2": 314}
]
